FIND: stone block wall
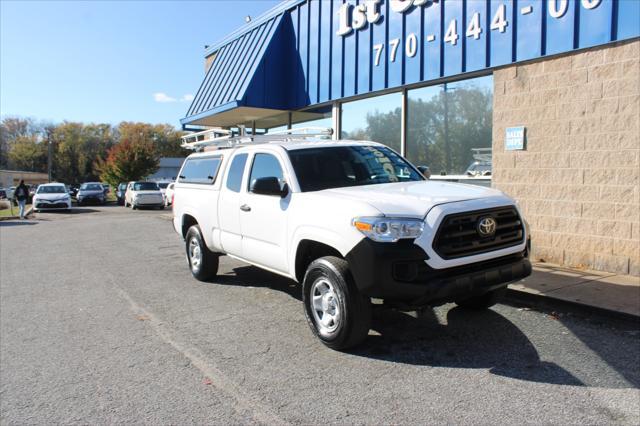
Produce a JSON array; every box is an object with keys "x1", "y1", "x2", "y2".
[{"x1": 492, "y1": 39, "x2": 640, "y2": 275}]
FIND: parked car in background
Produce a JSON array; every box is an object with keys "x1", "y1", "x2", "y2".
[
  {"x1": 116, "y1": 183, "x2": 127, "y2": 205},
  {"x1": 101, "y1": 183, "x2": 111, "y2": 196},
  {"x1": 157, "y1": 181, "x2": 171, "y2": 204},
  {"x1": 68, "y1": 185, "x2": 79, "y2": 198},
  {"x1": 2, "y1": 187, "x2": 14, "y2": 200},
  {"x1": 77, "y1": 182, "x2": 106, "y2": 205},
  {"x1": 32, "y1": 183, "x2": 72, "y2": 212},
  {"x1": 124, "y1": 181, "x2": 164, "y2": 210},
  {"x1": 164, "y1": 182, "x2": 175, "y2": 206},
  {"x1": 465, "y1": 161, "x2": 492, "y2": 176}
]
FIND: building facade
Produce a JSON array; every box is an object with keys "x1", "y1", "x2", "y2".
[
  {"x1": 146, "y1": 157, "x2": 186, "y2": 182},
  {"x1": 182, "y1": 0, "x2": 639, "y2": 275}
]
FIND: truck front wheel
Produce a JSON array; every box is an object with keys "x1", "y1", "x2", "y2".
[
  {"x1": 455, "y1": 287, "x2": 507, "y2": 309},
  {"x1": 302, "y1": 256, "x2": 371, "y2": 350},
  {"x1": 185, "y1": 225, "x2": 219, "y2": 281}
]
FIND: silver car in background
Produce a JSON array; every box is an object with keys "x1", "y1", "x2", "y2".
[{"x1": 124, "y1": 181, "x2": 164, "y2": 210}]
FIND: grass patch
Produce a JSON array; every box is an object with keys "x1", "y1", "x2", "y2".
[{"x1": 0, "y1": 203, "x2": 32, "y2": 218}]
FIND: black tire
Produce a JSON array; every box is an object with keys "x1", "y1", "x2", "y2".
[
  {"x1": 455, "y1": 287, "x2": 507, "y2": 309},
  {"x1": 302, "y1": 256, "x2": 371, "y2": 350},
  {"x1": 185, "y1": 225, "x2": 219, "y2": 281}
]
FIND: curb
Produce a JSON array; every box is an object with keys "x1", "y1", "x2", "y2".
[{"x1": 505, "y1": 288, "x2": 640, "y2": 325}]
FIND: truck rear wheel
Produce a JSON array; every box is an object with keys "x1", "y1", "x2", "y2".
[
  {"x1": 302, "y1": 256, "x2": 371, "y2": 350},
  {"x1": 185, "y1": 225, "x2": 219, "y2": 281},
  {"x1": 455, "y1": 287, "x2": 507, "y2": 309}
]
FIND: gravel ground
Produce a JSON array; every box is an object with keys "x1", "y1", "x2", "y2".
[{"x1": 1, "y1": 205, "x2": 639, "y2": 425}]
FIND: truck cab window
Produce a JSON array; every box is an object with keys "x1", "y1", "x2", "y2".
[
  {"x1": 225, "y1": 153, "x2": 248, "y2": 192},
  {"x1": 179, "y1": 156, "x2": 222, "y2": 184},
  {"x1": 248, "y1": 153, "x2": 284, "y2": 190}
]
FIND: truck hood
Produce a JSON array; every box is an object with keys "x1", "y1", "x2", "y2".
[{"x1": 321, "y1": 181, "x2": 509, "y2": 217}]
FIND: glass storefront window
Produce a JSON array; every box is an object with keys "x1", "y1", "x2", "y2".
[
  {"x1": 406, "y1": 75, "x2": 493, "y2": 175},
  {"x1": 291, "y1": 106, "x2": 332, "y2": 130},
  {"x1": 341, "y1": 92, "x2": 402, "y2": 153}
]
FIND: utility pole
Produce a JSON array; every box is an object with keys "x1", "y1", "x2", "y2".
[{"x1": 47, "y1": 127, "x2": 53, "y2": 182}]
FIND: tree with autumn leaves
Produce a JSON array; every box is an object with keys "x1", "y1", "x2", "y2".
[
  {"x1": 96, "y1": 139, "x2": 160, "y2": 188},
  {"x1": 0, "y1": 118, "x2": 186, "y2": 184}
]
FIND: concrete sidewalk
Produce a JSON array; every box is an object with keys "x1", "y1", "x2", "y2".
[{"x1": 509, "y1": 262, "x2": 640, "y2": 318}]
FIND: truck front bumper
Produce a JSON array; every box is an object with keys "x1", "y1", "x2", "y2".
[{"x1": 345, "y1": 238, "x2": 531, "y2": 308}]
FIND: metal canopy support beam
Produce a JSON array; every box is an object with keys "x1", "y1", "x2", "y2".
[
  {"x1": 401, "y1": 89, "x2": 407, "y2": 157},
  {"x1": 332, "y1": 101, "x2": 340, "y2": 141}
]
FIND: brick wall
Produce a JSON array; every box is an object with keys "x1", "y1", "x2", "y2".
[{"x1": 493, "y1": 39, "x2": 640, "y2": 276}]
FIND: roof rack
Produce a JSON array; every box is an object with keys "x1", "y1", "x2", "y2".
[{"x1": 180, "y1": 126, "x2": 333, "y2": 151}]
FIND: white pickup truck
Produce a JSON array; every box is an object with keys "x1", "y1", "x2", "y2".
[{"x1": 172, "y1": 136, "x2": 531, "y2": 350}]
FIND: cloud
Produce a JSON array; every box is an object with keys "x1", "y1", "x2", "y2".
[
  {"x1": 181, "y1": 94, "x2": 194, "y2": 102},
  {"x1": 153, "y1": 92, "x2": 176, "y2": 103}
]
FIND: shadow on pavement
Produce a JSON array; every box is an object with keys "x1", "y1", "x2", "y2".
[
  {"x1": 212, "y1": 264, "x2": 638, "y2": 388},
  {"x1": 0, "y1": 221, "x2": 38, "y2": 227},
  {"x1": 353, "y1": 307, "x2": 585, "y2": 386},
  {"x1": 215, "y1": 265, "x2": 302, "y2": 301}
]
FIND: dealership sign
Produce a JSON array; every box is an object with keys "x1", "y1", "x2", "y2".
[
  {"x1": 336, "y1": 0, "x2": 614, "y2": 68},
  {"x1": 191, "y1": 0, "x2": 640, "y2": 117},
  {"x1": 505, "y1": 126, "x2": 526, "y2": 151}
]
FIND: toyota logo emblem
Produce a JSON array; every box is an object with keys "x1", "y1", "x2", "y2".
[{"x1": 477, "y1": 216, "x2": 497, "y2": 237}]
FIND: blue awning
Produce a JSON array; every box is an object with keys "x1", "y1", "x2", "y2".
[{"x1": 181, "y1": 12, "x2": 303, "y2": 128}]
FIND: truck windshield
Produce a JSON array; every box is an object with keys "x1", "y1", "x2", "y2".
[{"x1": 288, "y1": 145, "x2": 424, "y2": 192}]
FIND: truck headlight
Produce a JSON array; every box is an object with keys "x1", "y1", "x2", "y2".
[{"x1": 352, "y1": 217, "x2": 424, "y2": 243}]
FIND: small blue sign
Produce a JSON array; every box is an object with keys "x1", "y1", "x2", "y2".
[{"x1": 505, "y1": 126, "x2": 526, "y2": 151}]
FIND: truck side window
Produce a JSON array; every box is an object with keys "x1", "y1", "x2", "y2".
[
  {"x1": 226, "y1": 153, "x2": 248, "y2": 192},
  {"x1": 249, "y1": 153, "x2": 284, "y2": 190},
  {"x1": 179, "y1": 156, "x2": 222, "y2": 184}
]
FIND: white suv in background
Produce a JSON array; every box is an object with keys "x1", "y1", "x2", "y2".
[{"x1": 172, "y1": 137, "x2": 531, "y2": 350}]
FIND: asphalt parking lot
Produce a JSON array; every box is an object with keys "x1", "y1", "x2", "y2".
[{"x1": 1, "y1": 205, "x2": 639, "y2": 424}]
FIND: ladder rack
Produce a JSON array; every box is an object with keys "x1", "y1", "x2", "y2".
[{"x1": 180, "y1": 127, "x2": 333, "y2": 151}]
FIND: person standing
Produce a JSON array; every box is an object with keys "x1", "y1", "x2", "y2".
[{"x1": 14, "y1": 180, "x2": 29, "y2": 219}]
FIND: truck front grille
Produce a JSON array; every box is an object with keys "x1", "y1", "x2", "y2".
[{"x1": 433, "y1": 206, "x2": 524, "y2": 259}]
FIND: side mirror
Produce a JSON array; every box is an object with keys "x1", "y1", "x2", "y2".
[
  {"x1": 417, "y1": 165, "x2": 431, "y2": 179},
  {"x1": 251, "y1": 177, "x2": 288, "y2": 197}
]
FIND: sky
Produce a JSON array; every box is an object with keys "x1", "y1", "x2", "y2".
[{"x1": 0, "y1": 0, "x2": 281, "y2": 128}]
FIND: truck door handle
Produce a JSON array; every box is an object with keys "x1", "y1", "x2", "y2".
[{"x1": 240, "y1": 204, "x2": 251, "y2": 212}]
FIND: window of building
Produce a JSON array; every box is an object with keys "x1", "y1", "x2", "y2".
[
  {"x1": 341, "y1": 92, "x2": 402, "y2": 153},
  {"x1": 406, "y1": 75, "x2": 493, "y2": 175},
  {"x1": 248, "y1": 153, "x2": 284, "y2": 191},
  {"x1": 290, "y1": 106, "x2": 332, "y2": 131},
  {"x1": 225, "y1": 153, "x2": 248, "y2": 192},
  {"x1": 179, "y1": 156, "x2": 222, "y2": 184}
]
